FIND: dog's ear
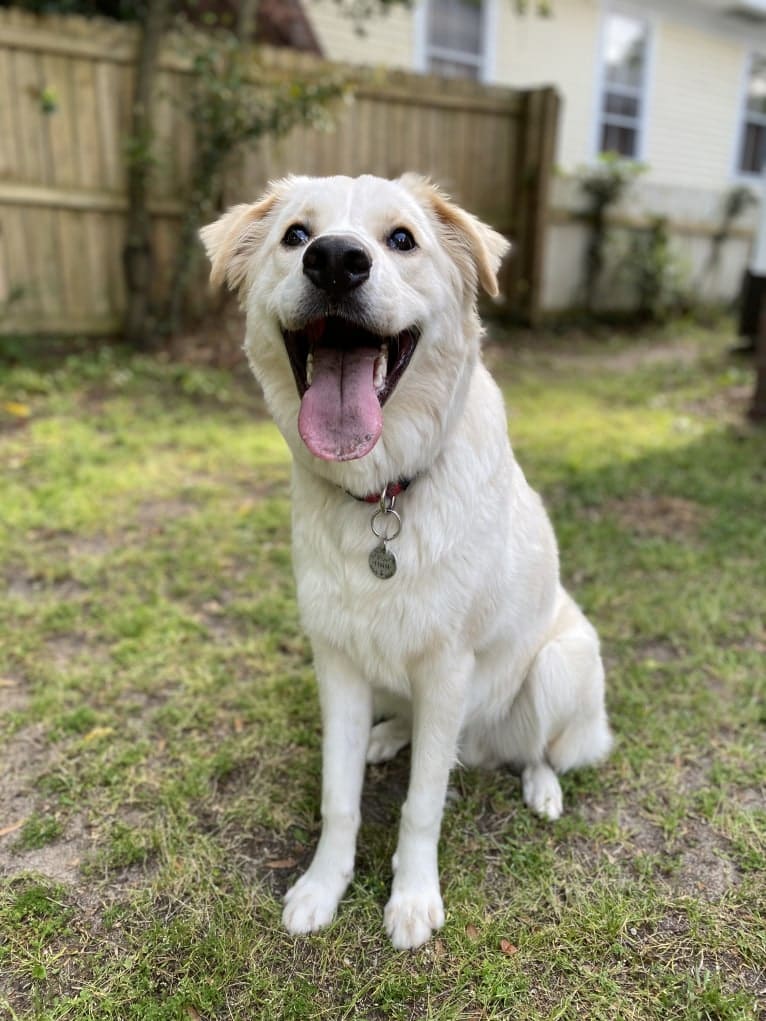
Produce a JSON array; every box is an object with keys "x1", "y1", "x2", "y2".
[
  {"x1": 399, "y1": 174, "x2": 510, "y2": 298},
  {"x1": 199, "y1": 186, "x2": 282, "y2": 296}
]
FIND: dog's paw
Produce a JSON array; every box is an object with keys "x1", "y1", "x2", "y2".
[
  {"x1": 384, "y1": 888, "x2": 444, "y2": 950},
  {"x1": 283, "y1": 874, "x2": 340, "y2": 935},
  {"x1": 522, "y1": 763, "x2": 563, "y2": 821},
  {"x1": 366, "y1": 718, "x2": 410, "y2": 764}
]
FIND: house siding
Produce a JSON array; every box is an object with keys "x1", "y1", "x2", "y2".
[
  {"x1": 493, "y1": 0, "x2": 601, "y2": 174},
  {"x1": 648, "y1": 18, "x2": 745, "y2": 189},
  {"x1": 304, "y1": 0, "x2": 415, "y2": 70}
]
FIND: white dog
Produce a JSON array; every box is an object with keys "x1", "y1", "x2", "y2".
[{"x1": 200, "y1": 174, "x2": 612, "y2": 950}]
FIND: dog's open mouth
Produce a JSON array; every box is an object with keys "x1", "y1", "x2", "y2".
[{"x1": 282, "y1": 316, "x2": 419, "y2": 462}]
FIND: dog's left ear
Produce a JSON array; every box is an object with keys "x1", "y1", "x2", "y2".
[
  {"x1": 399, "y1": 174, "x2": 511, "y2": 298},
  {"x1": 199, "y1": 186, "x2": 282, "y2": 296}
]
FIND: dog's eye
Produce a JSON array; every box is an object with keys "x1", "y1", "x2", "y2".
[
  {"x1": 282, "y1": 224, "x2": 311, "y2": 247},
  {"x1": 387, "y1": 228, "x2": 416, "y2": 252}
]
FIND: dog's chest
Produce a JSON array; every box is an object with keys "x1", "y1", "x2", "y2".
[{"x1": 292, "y1": 499, "x2": 475, "y2": 693}]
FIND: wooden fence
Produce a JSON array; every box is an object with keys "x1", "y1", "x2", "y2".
[{"x1": 0, "y1": 8, "x2": 559, "y2": 335}]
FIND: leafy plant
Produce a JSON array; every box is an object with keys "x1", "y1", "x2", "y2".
[
  {"x1": 577, "y1": 153, "x2": 644, "y2": 311},
  {"x1": 162, "y1": 27, "x2": 348, "y2": 338},
  {"x1": 698, "y1": 184, "x2": 757, "y2": 290},
  {"x1": 629, "y1": 215, "x2": 687, "y2": 322}
]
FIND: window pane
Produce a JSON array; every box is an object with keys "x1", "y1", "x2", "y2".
[
  {"x1": 740, "y1": 120, "x2": 766, "y2": 174},
  {"x1": 604, "y1": 13, "x2": 648, "y2": 90},
  {"x1": 601, "y1": 122, "x2": 638, "y2": 158},
  {"x1": 746, "y1": 54, "x2": 766, "y2": 115},
  {"x1": 428, "y1": 0, "x2": 482, "y2": 57},
  {"x1": 429, "y1": 55, "x2": 480, "y2": 80},
  {"x1": 603, "y1": 91, "x2": 639, "y2": 119}
]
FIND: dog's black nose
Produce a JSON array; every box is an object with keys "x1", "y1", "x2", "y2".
[{"x1": 302, "y1": 235, "x2": 372, "y2": 297}]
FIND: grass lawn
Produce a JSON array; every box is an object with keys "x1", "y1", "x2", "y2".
[{"x1": 0, "y1": 322, "x2": 764, "y2": 1020}]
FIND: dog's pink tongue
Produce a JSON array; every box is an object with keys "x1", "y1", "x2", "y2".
[{"x1": 298, "y1": 345, "x2": 382, "y2": 461}]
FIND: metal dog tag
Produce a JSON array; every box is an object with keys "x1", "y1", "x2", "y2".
[{"x1": 369, "y1": 541, "x2": 397, "y2": 579}]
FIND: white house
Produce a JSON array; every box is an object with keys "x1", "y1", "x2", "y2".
[{"x1": 301, "y1": 0, "x2": 766, "y2": 311}]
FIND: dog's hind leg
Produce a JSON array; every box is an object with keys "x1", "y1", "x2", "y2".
[
  {"x1": 367, "y1": 717, "x2": 411, "y2": 764},
  {"x1": 521, "y1": 762, "x2": 563, "y2": 821},
  {"x1": 508, "y1": 593, "x2": 612, "y2": 821},
  {"x1": 367, "y1": 691, "x2": 411, "y2": 764}
]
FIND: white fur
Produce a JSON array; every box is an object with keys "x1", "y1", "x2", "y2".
[{"x1": 201, "y1": 174, "x2": 612, "y2": 950}]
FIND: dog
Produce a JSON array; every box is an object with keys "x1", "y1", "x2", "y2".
[{"x1": 200, "y1": 174, "x2": 612, "y2": 950}]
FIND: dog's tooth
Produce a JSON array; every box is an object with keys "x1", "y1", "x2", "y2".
[
  {"x1": 306, "y1": 352, "x2": 314, "y2": 386},
  {"x1": 374, "y1": 343, "x2": 388, "y2": 392}
]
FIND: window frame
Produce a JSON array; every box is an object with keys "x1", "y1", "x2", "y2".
[
  {"x1": 592, "y1": 3, "x2": 654, "y2": 163},
  {"x1": 734, "y1": 50, "x2": 766, "y2": 182},
  {"x1": 414, "y1": 0, "x2": 496, "y2": 84}
]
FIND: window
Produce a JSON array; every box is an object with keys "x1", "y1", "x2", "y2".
[
  {"x1": 597, "y1": 10, "x2": 650, "y2": 159},
  {"x1": 738, "y1": 53, "x2": 766, "y2": 175},
  {"x1": 425, "y1": 0, "x2": 485, "y2": 81}
]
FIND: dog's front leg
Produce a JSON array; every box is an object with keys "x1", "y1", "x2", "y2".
[
  {"x1": 384, "y1": 650, "x2": 471, "y2": 950},
  {"x1": 282, "y1": 639, "x2": 372, "y2": 935}
]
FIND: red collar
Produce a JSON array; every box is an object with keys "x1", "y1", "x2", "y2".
[{"x1": 348, "y1": 478, "x2": 413, "y2": 504}]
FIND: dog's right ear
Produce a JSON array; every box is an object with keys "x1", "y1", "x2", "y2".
[{"x1": 199, "y1": 188, "x2": 281, "y2": 296}]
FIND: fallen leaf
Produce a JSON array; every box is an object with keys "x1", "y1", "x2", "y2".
[
  {"x1": 0, "y1": 818, "x2": 27, "y2": 838},
  {"x1": 0, "y1": 678, "x2": 18, "y2": 688},
  {"x1": 3, "y1": 401, "x2": 31, "y2": 418},
  {"x1": 233, "y1": 717, "x2": 244, "y2": 734},
  {"x1": 81, "y1": 726, "x2": 115, "y2": 744},
  {"x1": 465, "y1": 923, "x2": 480, "y2": 941},
  {"x1": 500, "y1": 938, "x2": 518, "y2": 956},
  {"x1": 432, "y1": 938, "x2": 446, "y2": 957},
  {"x1": 265, "y1": 858, "x2": 298, "y2": 869},
  {"x1": 186, "y1": 1008, "x2": 202, "y2": 1021}
]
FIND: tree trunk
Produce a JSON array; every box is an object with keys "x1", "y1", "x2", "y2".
[
  {"x1": 123, "y1": 0, "x2": 170, "y2": 348},
  {"x1": 236, "y1": 0, "x2": 260, "y2": 41},
  {"x1": 163, "y1": 0, "x2": 258, "y2": 342},
  {"x1": 749, "y1": 298, "x2": 766, "y2": 422}
]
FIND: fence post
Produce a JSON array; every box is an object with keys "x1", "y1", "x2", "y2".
[
  {"x1": 510, "y1": 86, "x2": 560, "y2": 326},
  {"x1": 750, "y1": 297, "x2": 766, "y2": 421}
]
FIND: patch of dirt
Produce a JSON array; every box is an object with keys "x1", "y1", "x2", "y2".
[
  {"x1": 134, "y1": 497, "x2": 200, "y2": 530},
  {"x1": 614, "y1": 805, "x2": 668, "y2": 856},
  {"x1": 6, "y1": 573, "x2": 87, "y2": 602},
  {"x1": 599, "y1": 339, "x2": 704, "y2": 374},
  {"x1": 43, "y1": 634, "x2": 101, "y2": 672},
  {"x1": 672, "y1": 817, "x2": 741, "y2": 902},
  {"x1": 485, "y1": 329, "x2": 705, "y2": 375},
  {"x1": 732, "y1": 787, "x2": 766, "y2": 813},
  {"x1": 362, "y1": 752, "x2": 411, "y2": 827},
  {"x1": 655, "y1": 909, "x2": 690, "y2": 937},
  {"x1": 6, "y1": 824, "x2": 90, "y2": 885},
  {"x1": 0, "y1": 724, "x2": 91, "y2": 884},
  {"x1": 636, "y1": 638, "x2": 682, "y2": 665},
  {"x1": 605, "y1": 494, "x2": 710, "y2": 541},
  {"x1": 686, "y1": 384, "x2": 755, "y2": 424},
  {"x1": 64, "y1": 534, "x2": 115, "y2": 558},
  {"x1": 168, "y1": 296, "x2": 247, "y2": 370},
  {"x1": 0, "y1": 676, "x2": 29, "y2": 714}
]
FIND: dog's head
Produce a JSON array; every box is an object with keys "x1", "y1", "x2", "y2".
[{"x1": 200, "y1": 174, "x2": 509, "y2": 483}]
